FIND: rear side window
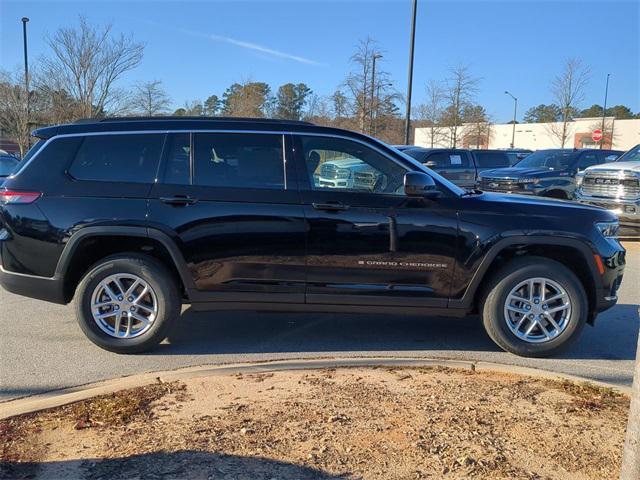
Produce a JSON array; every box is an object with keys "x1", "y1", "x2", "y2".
[
  {"x1": 474, "y1": 151, "x2": 510, "y2": 168},
  {"x1": 69, "y1": 134, "x2": 164, "y2": 183},
  {"x1": 193, "y1": 133, "x2": 284, "y2": 190},
  {"x1": 426, "y1": 152, "x2": 470, "y2": 168}
]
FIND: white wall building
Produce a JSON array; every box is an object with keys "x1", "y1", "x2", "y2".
[{"x1": 414, "y1": 117, "x2": 640, "y2": 151}]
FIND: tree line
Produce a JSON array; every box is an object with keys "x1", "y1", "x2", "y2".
[{"x1": 1, "y1": 16, "x2": 638, "y2": 156}]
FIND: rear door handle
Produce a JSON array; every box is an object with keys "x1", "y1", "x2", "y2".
[
  {"x1": 160, "y1": 195, "x2": 198, "y2": 206},
  {"x1": 312, "y1": 202, "x2": 350, "y2": 212}
]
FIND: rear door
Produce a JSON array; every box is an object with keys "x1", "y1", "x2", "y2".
[
  {"x1": 148, "y1": 131, "x2": 307, "y2": 304},
  {"x1": 423, "y1": 150, "x2": 476, "y2": 188}
]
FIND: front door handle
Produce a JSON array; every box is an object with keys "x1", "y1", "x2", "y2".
[
  {"x1": 312, "y1": 202, "x2": 350, "y2": 212},
  {"x1": 160, "y1": 195, "x2": 198, "y2": 206}
]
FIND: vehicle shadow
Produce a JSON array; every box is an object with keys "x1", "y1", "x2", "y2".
[
  {"x1": 1, "y1": 450, "x2": 349, "y2": 480},
  {"x1": 154, "y1": 303, "x2": 639, "y2": 361}
]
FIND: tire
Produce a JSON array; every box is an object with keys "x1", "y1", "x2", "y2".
[
  {"x1": 481, "y1": 256, "x2": 588, "y2": 357},
  {"x1": 75, "y1": 254, "x2": 181, "y2": 354}
]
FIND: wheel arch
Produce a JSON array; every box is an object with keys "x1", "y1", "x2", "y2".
[
  {"x1": 451, "y1": 236, "x2": 600, "y2": 324},
  {"x1": 56, "y1": 226, "x2": 195, "y2": 303}
]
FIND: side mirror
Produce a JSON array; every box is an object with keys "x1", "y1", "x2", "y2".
[{"x1": 404, "y1": 172, "x2": 441, "y2": 199}]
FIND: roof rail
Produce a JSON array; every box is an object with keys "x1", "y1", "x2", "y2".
[{"x1": 73, "y1": 116, "x2": 314, "y2": 126}]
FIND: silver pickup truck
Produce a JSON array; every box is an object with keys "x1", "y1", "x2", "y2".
[{"x1": 575, "y1": 144, "x2": 640, "y2": 238}]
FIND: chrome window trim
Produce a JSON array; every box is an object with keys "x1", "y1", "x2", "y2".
[{"x1": 9, "y1": 129, "x2": 450, "y2": 195}]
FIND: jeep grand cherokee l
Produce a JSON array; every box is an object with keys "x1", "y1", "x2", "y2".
[
  {"x1": 478, "y1": 148, "x2": 622, "y2": 198},
  {"x1": 0, "y1": 117, "x2": 626, "y2": 357}
]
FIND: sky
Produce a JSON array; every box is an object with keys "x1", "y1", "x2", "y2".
[{"x1": 1, "y1": 0, "x2": 638, "y2": 123}]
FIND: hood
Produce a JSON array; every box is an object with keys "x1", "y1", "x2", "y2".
[
  {"x1": 479, "y1": 167, "x2": 558, "y2": 179},
  {"x1": 585, "y1": 161, "x2": 640, "y2": 174}
]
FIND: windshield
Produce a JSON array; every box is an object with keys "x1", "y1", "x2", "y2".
[
  {"x1": 0, "y1": 155, "x2": 19, "y2": 177},
  {"x1": 388, "y1": 145, "x2": 466, "y2": 196},
  {"x1": 615, "y1": 144, "x2": 640, "y2": 163},
  {"x1": 515, "y1": 150, "x2": 576, "y2": 170}
]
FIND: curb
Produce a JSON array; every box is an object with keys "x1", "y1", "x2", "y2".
[{"x1": 0, "y1": 357, "x2": 631, "y2": 420}]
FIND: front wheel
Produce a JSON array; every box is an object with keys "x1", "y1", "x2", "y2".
[
  {"x1": 75, "y1": 254, "x2": 181, "y2": 354},
  {"x1": 481, "y1": 257, "x2": 588, "y2": 357}
]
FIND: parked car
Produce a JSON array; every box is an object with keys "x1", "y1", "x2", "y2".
[
  {"x1": 0, "y1": 117, "x2": 625, "y2": 357},
  {"x1": 399, "y1": 148, "x2": 513, "y2": 189},
  {"x1": 0, "y1": 154, "x2": 19, "y2": 179},
  {"x1": 575, "y1": 144, "x2": 640, "y2": 238},
  {"x1": 477, "y1": 148, "x2": 623, "y2": 199}
]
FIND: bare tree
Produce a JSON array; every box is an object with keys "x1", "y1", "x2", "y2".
[
  {"x1": 415, "y1": 80, "x2": 447, "y2": 147},
  {"x1": 462, "y1": 104, "x2": 492, "y2": 149},
  {"x1": 442, "y1": 65, "x2": 480, "y2": 147},
  {"x1": 0, "y1": 69, "x2": 31, "y2": 156},
  {"x1": 547, "y1": 58, "x2": 590, "y2": 147},
  {"x1": 131, "y1": 80, "x2": 171, "y2": 116},
  {"x1": 39, "y1": 16, "x2": 144, "y2": 118}
]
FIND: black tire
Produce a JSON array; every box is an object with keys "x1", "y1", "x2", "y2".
[
  {"x1": 75, "y1": 254, "x2": 181, "y2": 354},
  {"x1": 481, "y1": 256, "x2": 588, "y2": 357}
]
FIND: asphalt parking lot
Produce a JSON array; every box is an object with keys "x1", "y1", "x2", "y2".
[{"x1": 1, "y1": 243, "x2": 638, "y2": 402}]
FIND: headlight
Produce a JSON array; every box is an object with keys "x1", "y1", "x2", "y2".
[
  {"x1": 596, "y1": 221, "x2": 619, "y2": 237},
  {"x1": 518, "y1": 178, "x2": 540, "y2": 184},
  {"x1": 576, "y1": 173, "x2": 585, "y2": 187}
]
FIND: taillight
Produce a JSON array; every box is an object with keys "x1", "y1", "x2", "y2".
[{"x1": 0, "y1": 190, "x2": 42, "y2": 205}]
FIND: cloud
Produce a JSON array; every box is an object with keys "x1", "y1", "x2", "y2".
[{"x1": 176, "y1": 26, "x2": 325, "y2": 66}]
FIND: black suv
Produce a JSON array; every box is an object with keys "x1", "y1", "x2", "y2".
[
  {"x1": 478, "y1": 148, "x2": 622, "y2": 199},
  {"x1": 0, "y1": 118, "x2": 626, "y2": 357}
]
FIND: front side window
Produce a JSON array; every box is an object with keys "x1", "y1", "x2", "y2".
[
  {"x1": 615, "y1": 145, "x2": 640, "y2": 163},
  {"x1": 193, "y1": 133, "x2": 284, "y2": 190},
  {"x1": 69, "y1": 134, "x2": 164, "y2": 183},
  {"x1": 300, "y1": 135, "x2": 407, "y2": 195}
]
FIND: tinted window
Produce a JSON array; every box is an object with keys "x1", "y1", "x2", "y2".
[
  {"x1": 474, "y1": 151, "x2": 510, "y2": 168},
  {"x1": 70, "y1": 134, "x2": 164, "y2": 183},
  {"x1": 193, "y1": 133, "x2": 284, "y2": 189},
  {"x1": 577, "y1": 152, "x2": 600, "y2": 170},
  {"x1": 615, "y1": 145, "x2": 640, "y2": 163},
  {"x1": 515, "y1": 150, "x2": 577, "y2": 170},
  {"x1": 0, "y1": 155, "x2": 18, "y2": 176},
  {"x1": 301, "y1": 135, "x2": 407, "y2": 195},
  {"x1": 425, "y1": 151, "x2": 470, "y2": 169},
  {"x1": 162, "y1": 133, "x2": 191, "y2": 185}
]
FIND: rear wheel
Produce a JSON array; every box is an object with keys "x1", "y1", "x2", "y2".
[
  {"x1": 481, "y1": 257, "x2": 588, "y2": 357},
  {"x1": 75, "y1": 254, "x2": 180, "y2": 354}
]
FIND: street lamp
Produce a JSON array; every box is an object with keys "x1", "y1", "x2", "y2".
[
  {"x1": 600, "y1": 73, "x2": 611, "y2": 150},
  {"x1": 404, "y1": 0, "x2": 418, "y2": 145},
  {"x1": 504, "y1": 90, "x2": 517, "y2": 148},
  {"x1": 21, "y1": 17, "x2": 30, "y2": 148},
  {"x1": 370, "y1": 53, "x2": 382, "y2": 134}
]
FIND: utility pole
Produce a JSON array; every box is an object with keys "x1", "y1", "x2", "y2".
[
  {"x1": 403, "y1": 0, "x2": 418, "y2": 145},
  {"x1": 22, "y1": 17, "x2": 30, "y2": 149},
  {"x1": 600, "y1": 73, "x2": 610, "y2": 150},
  {"x1": 621, "y1": 329, "x2": 640, "y2": 479},
  {"x1": 505, "y1": 91, "x2": 517, "y2": 148},
  {"x1": 370, "y1": 54, "x2": 382, "y2": 135}
]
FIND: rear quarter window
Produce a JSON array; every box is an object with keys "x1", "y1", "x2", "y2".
[
  {"x1": 474, "y1": 151, "x2": 510, "y2": 168},
  {"x1": 69, "y1": 134, "x2": 165, "y2": 183}
]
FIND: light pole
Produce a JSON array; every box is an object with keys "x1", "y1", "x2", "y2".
[
  {"x1": 403, "y1": 0, "x2": 418, "y2": 145},
  {"x1": 600, "y1": 73, "x2": 610, "y2": 149},
  {"x1": 21, "y1": 17, "x2": 30, "y2": 149},
  {"x1": 504, "y1": 91, "x2": 517, "y2": 149},
  {"x1": 370, "y1": 54, "x2": 382, "y2": 135}
]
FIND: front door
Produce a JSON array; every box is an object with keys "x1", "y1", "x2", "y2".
[
  {"x1": 148, "y1": 131, "x2": 307, "y2": 304},
  {"x1": 293, "y1": 134, "x2": 459, "y2": 307}
]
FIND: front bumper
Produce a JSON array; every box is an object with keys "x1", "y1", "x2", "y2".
[{"x1": 576, "y1": 194, "x2": 640, "y2": 237}]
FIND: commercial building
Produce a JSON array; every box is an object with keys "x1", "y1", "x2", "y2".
[{"x1": 414, "y1": 117, "x2": 640, "y2": 151}]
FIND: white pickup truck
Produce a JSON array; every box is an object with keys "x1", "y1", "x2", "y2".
[{"x1": 575, "y1": 144, "x2": 640, "y2": 238}]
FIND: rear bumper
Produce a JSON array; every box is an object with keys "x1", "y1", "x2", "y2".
[{"x1": 0, "y1": 266, "x2": 66, "y2": 304}]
